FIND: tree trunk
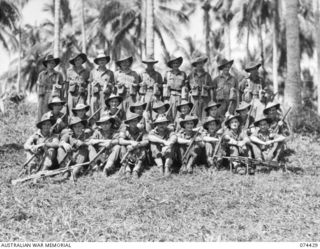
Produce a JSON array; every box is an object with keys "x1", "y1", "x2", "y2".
[
  {"x1": 272, "y1": 0, "x2": 279, "y2": 95},
  {"x1": 224, "y1": 23, "x2": 231, "y2": 59},
  {"x1": 16, "y1": 0, "x2": 22, "y2": 92},
  {"x1": 246, "y1": 26, "x2": 250, "y2": 60},
  {"x1": 146, "y1": 0, "x2": 154, "y2": 58},
  {"x1": 81, "y1": 0, "x2": 86, "y2": 53},
  {"x1": 202, "y1": 0, "x2": 211, "y2": 70},
  {"x1": 53, "y1": 0, "x2": 61, "y2": 57},
  {"x1": 314, "y1": 0, "x2": 320, "y2": 114},
  {"x1": 285, "y1": 0, "x2": 301, "y2": 108},
  {"x1": 141, "y1": 0, "x2": 146, "y2": 57}
]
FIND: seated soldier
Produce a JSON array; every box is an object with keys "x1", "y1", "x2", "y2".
[
  {"x1": 102, "y1": 94, "x2": 125, "y2": 130},
  {"x1": 151, "y1": 101, "x2": 171, "y2": 120},
  {"x1": 148, "y1": 116, "x2": 177, "y2": 176},
  {"x1": 46, "y1": 96, "x2": 68, "y2": 135},
  {"x1": 24, "y1": 113, "x2": 59, "y2": 173},
  {"x1": 177, "y1": 115, "x2": 203, "y2": 174},
  {"x1": 263, "y1": 101, "x2": 291, "y2": 137},
  {"x1": 119, "y1": 113, "x2": 149, "y2": 179},
  {"x1": 250, "y1": 114, "x2": 287, "y2": 164},
  {"x1": 201, "y1": 116, "x2": 221, "y2": 169},
  {"x1": 129, "y1": 101, "x2": 152, "y2": 132},
  {"x1": 88, "y1": 115, "x2": 120, "y2": 176},
  {"x1": 174, "y1": 100, "x2": 193, "y2": 131},
  {"x1": 221, "y1": 115, "x2": 252, "y2": 175},
  {"x1": 205, "y1": 101, "x2": 222, "y2": 120},
  {"x1": 58, "y1": 117, "x2": 90, "y2": 180},
  {"x1": 235, "y1": 102, "x2": 254, "y2": 131}
]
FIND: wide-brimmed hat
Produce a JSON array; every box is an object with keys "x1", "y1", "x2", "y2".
[
  {"x1": 36, "y1": 113, "x2": 54, "y2": 129},
  {"x1": 43, "y1": 54, "x2": 60, "y2": 67},
  {"x1": 167, "y1": 56, "x2": 183, "y2": 68},
  {"x1": 69, "y1": 116, "x2": 87, "y2": 127},
  {"x1": 124, "y1": 113, "x2": 142, "y2": 124},
  {"x1": 236, "y1": 102, "x2": 251, "y2": 113},
  {"x1": 129, "y1": 101, "x2": 147, "y2": 113},
  {"x1": 152, "y1": 101, "x2": 170, "y2": 112},
  {"x1": 254, "y1": 114, "x2": 271, "y2": 126},
  {"x1": 93, "y1": 52, "x2": 111, "y2": 65},
  {"x1": 72, "y1": 103, "x2": 90, "y2": 116},
  {"x1": 203, "y1": 116, "x2": 220, "y2": 130},
  {"x1": 205, "y1": 101, "x2": 221, "y2": 112},
  {"x1": 225, "y1": 115, "x2": 241, "y2": 128},
  {"x1": 142, "y1": 56, "x2": 158, "y2": 64},
  {"x1": 153, "y1": 116, "x2": 170, "y2": 125},
  {"x1": 217, "y1": 58, "x2": 234, "y2": 70},
  {"x1": 180, "y1": 115, "x2": 199, "y2": 128},
  {"x1": 48, "y1": 96, "x2": 66, "y2": 110},
  {"x1": 116, "y1": 55, "x2": 133, "y2": 67},
  {"x1": 177, "y1": 100, "x2": 193, "y2": 112},
  {"x1": 263, "y1": 101, "x2": 281, "y2": 115},
  {"x1": 96, "y1": 115, "x2": 115, "y2": 126},
  {"x1": 69, "y1": 53, "x2": 88, "y2": 65},
  {"x1": 105, "y1": 94, "x2": 123, "y2": 106},
  {"x1": 244, "y1": 62, "x2": 261, "y2": 72},
  {"x1": 191, "y1": 51, "x2": 208, "y2": 67}
]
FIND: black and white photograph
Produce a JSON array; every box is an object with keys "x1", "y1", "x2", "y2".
[{"x1": 0, "y1": 0, "x2": 319, "y2": 245}]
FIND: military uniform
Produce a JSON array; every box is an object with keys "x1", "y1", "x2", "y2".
[{"x1": 140, "y1": 68, "x2": 163, "y2": 103}]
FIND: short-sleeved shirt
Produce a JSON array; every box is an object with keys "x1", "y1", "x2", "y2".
[
  {"x1": 67, "y1": 66, "x2": 90, "y2": 92},
  {"x1": 140, "y1": 69, "x2": 163, "y2": 89},
  {"x1": 115, "y1": 69, "x2": 141, "y2": 95},
  {"x1": 91, "y1": 128, "x2": 119, "y2": 140},
  {"x1": 37, "y1": 69, "x2": 63, "y2": 94},
  {"x1": 119, "y1": 127, "x2": 148, "y2": 142},
  {"x1": 164, "y1": 70, "x2": 187, "y2": 91},
  {"x1": 89, "y1": 67, "x2": 115, "y2": 93},
  {"x1": 187, "y1": 70, "x2": 212, "y2": 97},
  {"x1": 24, "y1": 130, "x2": 59, "y2": 150},
  {"x1": 212, "y1": 73, "x2": 238, "y2": 101}
]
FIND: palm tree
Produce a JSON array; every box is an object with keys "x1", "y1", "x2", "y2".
[
  {"x1": 53, "y1": 0, "x2": 61, "y2": 57},
  {"x1": 314, "y1": 0, "x2": 320, "y2": 114},
  {"x1": 146, "y1": 0, "x2": 154, "y2": 58},
  {"x1": 285, "y1": 0, "x2": 301, "y2": 109},
  {"x1": 80, "y1": 0, "x2": 86, "y2": 53}
]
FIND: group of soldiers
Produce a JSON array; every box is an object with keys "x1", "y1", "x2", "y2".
[{"x1": 23, "y1": 50, "x2": 291, "y2": 182}]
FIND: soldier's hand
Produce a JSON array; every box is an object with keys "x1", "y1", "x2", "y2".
[
  {"x1": 30, "y1": 146, "x2": 38, "y2": 154},
  {"x1": 131, "y1": 141, "x2": 139, "y2": 147},
  {"x1": 103, "y1": 141, "x2": 111, "y2": 148},
  {"x1": 76, "y1": 140, "x2": 85, "y2": 147},
  {"x1": 127, "y1": 145, "x2": 134, "y2": 151},
  {"x1": 225, "y1": 111, "x2": 231, "y2": 117},
  {"x1": 64, "y1": 143, "x2": 72, "y2": 153},
  {"x1": 56, "y1": 118, "x2": 62, "y2": 125},
  {"x1": 195, "y1": 137, "x2": 203, "y2": 143},
  {"x1": 278, "y1": 120, "x2": 284, "y2": 127}
]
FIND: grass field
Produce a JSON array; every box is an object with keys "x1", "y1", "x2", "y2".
[{"x1": 1, "y1": 102, "x2": 320, "y2": 242}]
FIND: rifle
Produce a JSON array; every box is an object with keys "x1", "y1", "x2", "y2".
[
  {"x1": 181, "y1": 129, "x2": 201, "y2": 164},
  {"x1": 12, "y1": 147, "x2": 106, "y2": 185},
  {"x1": 87, "y1": 106, "x2": 102, "y2": 124},
  {"x1": 217, "y1": 156, "x2": 281, "y2": 169},
  {"x1": 244, "y1": 104, "x2": 254, "y2": 130},
  {"x1": 272, "y1": 106, "x2": 292, "y2": 134},
  {"x1": 50, "y1": 111, "x2": 67, "y2": 134},
  {"x1": 212, "y1": 134, "x2": 224, "y2": 160}
]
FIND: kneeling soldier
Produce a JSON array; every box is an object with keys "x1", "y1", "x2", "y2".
[
  {"x1": 58, "y1": 117, "x2": 89, "y2": 179},
  {"x1": 119, "y1": 113, "x2": 149, "y2": 179},
  {"x1": 24, "y1": 113, "x2": 59, "y2": 173},
  {"x1": 177, "y1": 115, "x2": 203, "y2": 174},
  {"x1": 148, "y1": 116, "x2": 177, "y2": 176},
  {"x1": 88, "y1": 115, "x2": 120, "y2": 176},
  {"x1": 250, "y1": 114, "x2": 287, "y2": 163}
]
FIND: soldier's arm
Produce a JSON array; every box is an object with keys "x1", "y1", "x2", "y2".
[
  {"x1": 24, "y1": 134, "x2": 37, "y2": 151},
  {"x1": 45, "y1": 136, "x2": 59, "y2": 148},
  {"x1": 249, "y1": 135, "x2": 266, "y2": 146},
  {"x1": 177, "y1": 135, "x2": 191, "y2": 145},
  {"x1": 148, "y1": 132, "x2": 166, "y2": 145},
  {"x1": 118, "y1": 131, "x2": 134, "y2": 146}
]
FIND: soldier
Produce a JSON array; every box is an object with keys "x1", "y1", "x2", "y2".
[
  {"x1": 205, "y1": 100, "x2": 223, "y2": 122},
  {"x1": 140, "y1": 57, "x2": 163, "y2": 104},
  {"x1": 88, "y1": 51, "x2": 114, "y2": 119},
  {"x1": 187, "y1": 51, "x2": 212, "y2": 119},
  {"x1": 212, "y1": 58, "x2": 238, "y2": 117},
  {"x1": 176, "y1": 115, "x2": 202, "y2": 174},
  {"x1": 114, "y1": 55, "x2": 141, "y2": 113},
  {"x1": 45, "y1": 96, "x2": 68, "y2": 135},
  {"x1": 88, "y1": 115, "x2": 121, "y2": 176},
  {"x1": 250, "y1": 114, "x2": 287, "y2": 163},
  {"x1": 24, "y1": 113, "x2": 59, "y2": 173},
  {"x1": 58, "y1": 117, "x2": 90, "y2": 179},
  {"x1": 148, "y1": 116, "x2": 177, "y2": 176},
  {"x1": 37, "y1": 54, "x2": 64, "y2": 121},
  {"x1": 235, "y1": 102, "x2": 255, "y2": 131},
  {"x1": 71, "y1": 103, "x2": 96, "y2": 129},
  {"x1": 129, "y1": 101, "x2": 152, "y2": 132},
  {"x1": 102, "y1": 94, "x2": 125, "y2": 130},
  {"x1": 67, "y1": 53, "x2": 90, "y2": 112},
  {"x1": 174, "y1": 100, "x2": 193, "y2": 132},
  {"x1": 119, "y1": 113, "x2": 149, "y2": 179},
  {"x1": 201, "y1": 116, "x2": 221, "y2": 168},
  {"x1": 151, "y1": 101, "x2": 171, "y2": 121},
  {"x1": 221, "y1": 115, "x2": 252, "y2": 174},
  {"x1": 163, "y1": 56, "x2": 188, "y2": 118}
]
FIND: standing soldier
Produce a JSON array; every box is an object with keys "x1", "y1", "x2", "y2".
[
  {"x1": 37, "y1": 54, "x2": 63, "y2": 121},
  {"x1": 88, "y1": 51, "x2": 114, "y2": 119},
  {"x1": 163, "y1": 56, "x2": 188, "y2": 118},
  {"x1": 212, "y1": 58, "x2": 238, "y2": 117},
  {"x1": 140, "y1": 57, "x2": 163, "y2": 106},
  {"x1": 114, "y1": 55, "x2": 141, "y2": 113},
  {"x1": 187, "y1": 51, "x2": 212, "y2": 119},
  {"x1": 67, "y1": 53, "x2": 90, "y2": 113}
]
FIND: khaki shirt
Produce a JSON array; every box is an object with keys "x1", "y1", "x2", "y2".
[
  {"x1": 37, "y1": 69, "x2": 63, "y2": 95},
  {"x1": 67, "y1": 66, "x2": 90, "y2": 93},
  {"x1": 115, "y1": 69, "x2": 141, "y2": 95},
  {"x1": 24, "y1": 130, "x2": 59, "y2": 151},
  {"x1": 212, "y1": 73, "x2": 238, "y2": 101},
  {"x1": 89, "y1": 67, "x2": 114, "y2": 94},
  {"x1": 164, "y1": 70, "x2": 187, "y2": 91},
  {"x1": 140, "y1": 69, "x2": 163, "y2": 89},
  {"x1": 187, "y1": 70, "x2": 212, "y2": 97}
]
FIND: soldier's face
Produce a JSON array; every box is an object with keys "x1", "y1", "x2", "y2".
[
  {"x1": 267, "y1": 107, "x2": 277, "y2": 118},
  {"x1": 74, "y1": 57, "x2": 84, "y2": 67},
  {"x1": 259, "y1": 120, "x2": 269, "y2": 132},
  {"x1": 230, "y1": 119, "x2": 239, "y2": 130},
  {"x1": 157, "y1": 122, "x2": 167, "y2": 131},
  {"x1": 156, "y1": 106, "x2": 166, "y2": 114},
  {"x1": 208, "y1": 106, "x2": 218, "y2": 116},
  {"x1": 239, "y1": 108, "x2": 249, "y2": 117},
  {"x1": 195, "y1": 62, "x2": 204, "y2": 70},
  {"x1": 120, "y1": 60, "x2": 130, "y2": 70},
  {"x1": 98, "y1": 58, "x2": 107, "y2": 66},
  {"x1": 41, "y1": 121, "x2": 52, "y2": 135},
  {"x1": 109, "y1": 99, "x2": 120, "y2": 109},
  {"x1": 101, "y1": 121, "x2": 112, "y2": 131},
  {"x1": 52, "y1": 104, "x2": 62, "y2": 113},
  {"x1": 133, "y1": 106, "x2": 144, "y2": 115},
  {"x1": 47, "y1": 61, "x2": 56, "y2": 69},
  {"x1": 171, "y1": 61, "x2": 180, "y2": 69},
  {"x1": 129, "y1": 119, "x2": 139, "y2": 128},
  {"x1": 76, "y1": 109, "x2": 86, "y2": 118},
  {"x1": 180, "y1": 105, "x2": 190, "y2": 115},
  {"x1": 146, "y1": 63, "x2": 154, "y2": 70},
  {"x1": 184, "y1": 121, "x2": 195, "y2": 130},
  {"x1": 207, "y1": 122, "x2": 218, "y2": 133},
  {"x1": 73, "y1": 123, "x2": 84, "y2": 136},
  {"x1": 222, "y1": 64, "x2": 231, "y2": 73}
]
